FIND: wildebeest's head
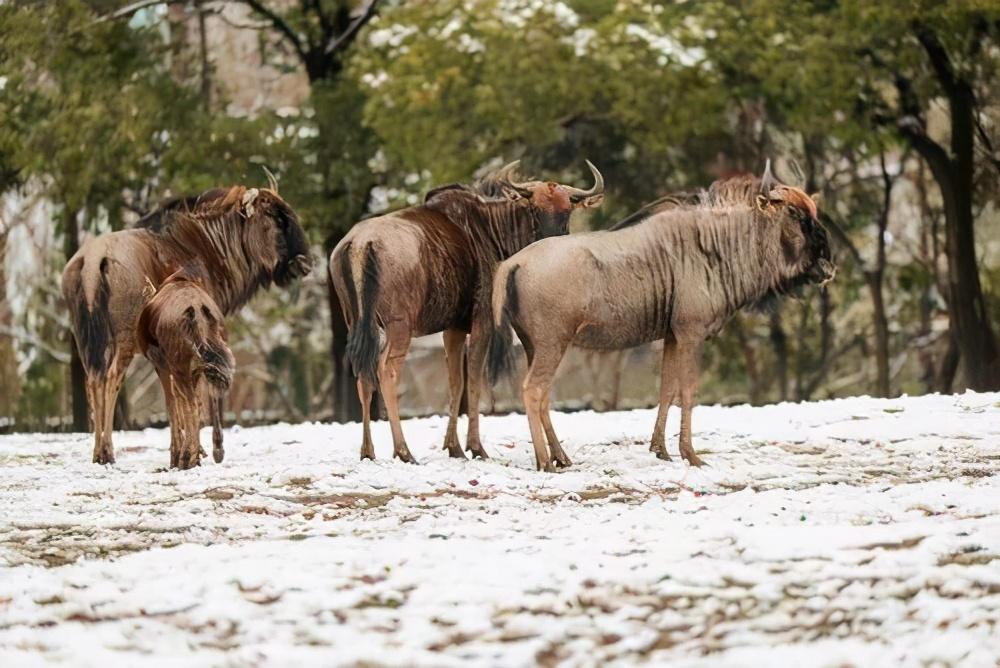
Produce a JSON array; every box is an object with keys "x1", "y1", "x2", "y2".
[
  {"x1": 494, "y1": 160, "x2": 605, "y2": 237},
  {"x1": 756, "y1": 179, "x2": 835, "y2": 287},
  {"x1": 238, "y1": 178, "x2": 313, "y2": 288}
]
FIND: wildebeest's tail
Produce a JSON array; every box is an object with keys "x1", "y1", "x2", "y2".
[
  {"x1": 345, "y1": 243, "x2": 381, "y2": 386},
  {"x1": 198, "y1": 343, "x2": 236, "y2": 396},
  {"x1": 63, "y1": 256, "x2": 113, "y2": 379},
  {"x1": 487, "y1": 262, "x2": 519, "y2": 385}
]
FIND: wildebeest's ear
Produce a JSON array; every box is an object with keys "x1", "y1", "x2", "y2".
[
  {"x1": 809, "y1": 192, "x2": 822, "y2": 207},
  {"x1": 575, "y1": 193, "x2": 605, "y2": 209},
  {"x1": 755, "y1": 194, "x2": 770, "y2": 212}
]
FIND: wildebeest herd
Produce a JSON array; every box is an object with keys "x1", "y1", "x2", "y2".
[{"x1": 63, "y1": 161, "x2": 834, "y2": 471}]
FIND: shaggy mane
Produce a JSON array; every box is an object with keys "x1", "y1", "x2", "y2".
[{"x1": 610, "y1": 173, "x2": 817, "y2": 232}]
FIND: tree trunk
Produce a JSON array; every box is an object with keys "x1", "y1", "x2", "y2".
[
  {"x1": 63, "y1": 206, "x2": 88, "y2": 432},
  {"x1": 868, "y1": 272, "x2": 890, "y2": 397},
  {"x1": 906, "y1": 33, "x2": 1000, "y2": 390},
  {"x1": 326, "y1": 251, "x2": 361, "y2": 422},
  {"x1": 769, "y1": 309, "x2": 788, "y2": 402},
  {"x1": 0, "y1": 229, "x2": 20, "y2": 423}
]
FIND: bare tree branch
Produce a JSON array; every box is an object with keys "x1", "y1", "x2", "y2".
[
  {"x1": 239, "y1": 0, "x2": 308, "y2": 62},
  {"x1": 93, "y1": 0, "x2": 175, "y2": 24},
  {"x1": 325, "y1": 0, "x2": 378, "y2": 55}
]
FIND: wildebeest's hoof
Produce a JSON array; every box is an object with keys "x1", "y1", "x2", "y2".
[
  {"x1": 553, "y1": 455, "x2": 572, "y2": 468},
  {"x1": 445, "y1": 442, "x2": 467, "y2": 459},
  {"x1": 467, "y1": 445, "x2": 490, "y2": 460},
  {"x1": 681, "y1": 451, "x2": 705, "y2": 467},
  {"x1": 93, "y1": 449, "x2": 115, "y2": 465},
  {"x1": 394, "y1": 447, "x2": 419, "y2": 465},
  {"x1": 654, "y1": 448, "x2": 672, "y2": 462},
  {"x1": 213, "y1": 446, "x2": 225, "y2": 463}
]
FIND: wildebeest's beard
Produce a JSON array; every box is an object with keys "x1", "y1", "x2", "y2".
[
  {"x1": 268, "y1": 198, "x2": 312, "y2": 287},
  {"x1": 801, "y1": 213, "x2": 835, "y2": 285}
]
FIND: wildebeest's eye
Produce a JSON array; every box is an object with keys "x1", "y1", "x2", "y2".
[{"x1": 184, "y1": 306, "x2": 196, "y2": 321}]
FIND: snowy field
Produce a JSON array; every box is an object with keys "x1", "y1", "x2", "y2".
[{"x1": 2, "y1": 393, "x2": 1000, "y2": 667}]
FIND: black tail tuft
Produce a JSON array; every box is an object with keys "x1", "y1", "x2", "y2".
[
  {"x1": 487, "y1": 265, "x2": 519, "y2": 385},
  {"x1": 199, "y1": 344, "x2": 235, "y2": 394},
  {"x1": 345, "y1": 243, "x2": 381, "y2": 386},
  {"x1": 76, "y1": 259, "x2": 113, "y2": 378}
]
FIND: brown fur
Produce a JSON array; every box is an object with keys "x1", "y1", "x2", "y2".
[
  {"x1": 62, "y1": 185, "x2": 311, "y2": 465},
  {"x1": 493, "y1": 170, "x2": 835, "y2": 471},
  {"x1": 329, "y1": 162, "x2": 604, "y2": 463},
  {"x1": 137, "y1": 271, "x2": 235, "y2": 469}
]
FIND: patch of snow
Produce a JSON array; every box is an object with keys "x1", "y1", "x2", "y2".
[{"x1": 1, "y1": 392, "x2": 999, "y2": 664}]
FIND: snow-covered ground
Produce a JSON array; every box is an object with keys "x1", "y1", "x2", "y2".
[{"x1": 2, "y1": 393, "x2": 1000, "y2": 667}]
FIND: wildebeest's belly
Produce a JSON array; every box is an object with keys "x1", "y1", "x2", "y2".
[
  {"x1": 572, "y1": 323, "x2": 660, "y2": 351},
  {"x1": 571, "y1": 296, "x2": 668, "y2": 351}
]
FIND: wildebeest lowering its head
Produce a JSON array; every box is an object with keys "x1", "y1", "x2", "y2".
[
  {"x1": 62, "y1": 178, "x2": 312, "y2": 466},
  {"x1": 137, "y1": 270, "x2": 236, "y2": 469},
  {"x1": 330, "y1": 160, "x2": 605, "y2": 464}
]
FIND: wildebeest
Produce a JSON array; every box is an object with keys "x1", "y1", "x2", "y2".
[
  {"x1": 330, "y1": 161, "x2": 605, "y2": 463},
  {"x1": 136, "y1": 270, "x2": 235, "y2": 469},
  {"x1": 62, "y1": 182, "x2": 312, "y2": 465},
  {"x1": 491, "y1": 165, "x2": 836, "y2": 471}
]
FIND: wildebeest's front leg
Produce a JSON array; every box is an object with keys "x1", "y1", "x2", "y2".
[
  {"x1": 676, "y1": 340, "x2": 705, "y2": 467},
  {"x1": 174, "y1": 390, "x2": 203, "y2": 470},
  {"x1": 463, "y1": 319, "x2": 490, "y2": 460},
  {"x1": 441, "y1": 328, "x2": 468, "y2": 459},
  {"x1": 379, "y1": 320, "x2": 417, "y2": 464},
  {"x1": 210, "y1": 395, "x2": 225, "y2": 463},
  {"x1": 650, "y1": 340, "x2": 679, "y2": 460}
]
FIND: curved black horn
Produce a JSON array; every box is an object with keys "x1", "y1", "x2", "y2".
[{"x1": 564, "y1": 160, "x2": 605, "y2": 202}]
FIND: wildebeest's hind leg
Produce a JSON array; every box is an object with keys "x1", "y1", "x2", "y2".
[
  {"x1": 520, "y1": 335, "x2": 568, "y2": 466},
  {"x1": 463, "y1": 321, "x2": 490, "y2": 460},
  {"x1": 522, "y1": 340, "x2": 569, "y2": 473},
  {"x1": 541, "y1": 393, "x2": 572, "y2": 468},
  {"x1": 676, "y1": 340, "x2": 705, "y2": 467},
  {"x1": 650, "y1": 340, "x2": 679, "y2": 460},
  {"x1": 357, "y1": 376, "x2": 376, "y2": 460},
  {"x1": 89, "y1": 357, "x2": 131, "y2": 465},
  {"x1": 379, "y1": 321, "x2": 417, "y2": 464},
  {"x1": 211, "y1": 395, "x2": 225, "y2": 463},
  {"x1": 441, "y1": 328, "x2": 468, "y2": 459}
]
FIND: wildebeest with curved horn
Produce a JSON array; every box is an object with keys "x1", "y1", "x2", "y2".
[
  {"x1": 137, "y1": 270, "x2": 236, "y2": 469},
  {"x1": 491, "y1": 163, "x2": 835, "y2": 471},
  {"x1": 330, "y1": 160, "x2": 605, "y2": 463},
  {"x1": 62, "y1": 180, "x2": 312, "y2": 465}
]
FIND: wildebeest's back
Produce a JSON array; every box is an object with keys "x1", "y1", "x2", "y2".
[
  {"x1": 63, "y1": 229, "x2": 172, "y2": 374},
  {"x1": 334, "y1": 209, "x2": 476, "y2": 336}
]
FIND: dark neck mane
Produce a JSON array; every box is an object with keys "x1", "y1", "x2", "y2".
[{"x1": 148, "y1": 187, "x2": 275, "y2": 314}]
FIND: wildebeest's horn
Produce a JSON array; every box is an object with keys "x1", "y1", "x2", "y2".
[
  {"x1": 760, "y1": 159, "x2": 777, "y2": 194},
  {"x1": 498, "y1": 160, "x2": 539, "y2": 197},
  {"x1": 564, "y1": 160, "x2": 605, "y2": 202},
  {"x1": 263, "y1": 166, "x2": 279, "y2": 193}
]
